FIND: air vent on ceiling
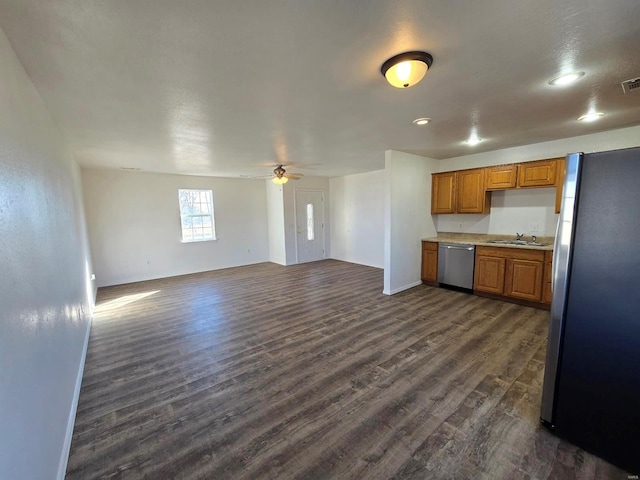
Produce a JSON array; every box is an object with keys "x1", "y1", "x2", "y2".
[{"x1": 621, "y1": 77, "x2": 640, "y2": 94}]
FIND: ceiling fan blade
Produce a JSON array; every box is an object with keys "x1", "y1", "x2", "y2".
[
  {"x1": 260, "y1": 163, "x2": 321, "y2": 169},
  {"x1": 284, "y1": 173, "x2": 303, "y2": 179}
]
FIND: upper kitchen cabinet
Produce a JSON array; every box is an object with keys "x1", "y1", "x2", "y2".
[
  {"x1": 486, "y1": 164, "x2": 518, "y2": 190},
  {"x1": 457, "y1": 168, "x2": 491, "y2": 213},
  {"x1": 518, "y1": 159, "x2": 558, "y2": 187},
  {"x1": 431, "y1": 172, "x2": 457, "y2": 214}
]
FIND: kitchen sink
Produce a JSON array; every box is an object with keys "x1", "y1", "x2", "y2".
[{"x1": 486, "y1": 239, "x2": 550, "y2": 246}]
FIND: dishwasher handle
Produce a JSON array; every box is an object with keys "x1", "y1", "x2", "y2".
[{"x1": 440, "y1": 245, "x2": 475, "y2": 251}]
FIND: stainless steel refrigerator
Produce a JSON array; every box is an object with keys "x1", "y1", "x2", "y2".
[{"x1": 541, "y1": 147, "x2": 640, "y2": 474}]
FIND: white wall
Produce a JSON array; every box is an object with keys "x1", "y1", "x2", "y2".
[
  {"x1": 0, "y1": 28, "x2": 94, "y2": 480},
  {"x1": 384, "y1": 151, "x2": 438, "y2": 295},
  {"x1": 330, "y1": 170, "x2": 385, "y2": 268},
  {"x1": 82, "y1": 169, "x2": 270, "y2": 287},
  {"x1": 435, "y1": 125, "x2": 640, "y2": 236},
  {"x1": 437, "y1": 125, "x2": 640, "y2": 172},
  {"x1": 437, "y1": 189, "x2": 558, "y2": 236},
  {"x1": 282, "y1": 176, "x2": 331, "y2": 265}
]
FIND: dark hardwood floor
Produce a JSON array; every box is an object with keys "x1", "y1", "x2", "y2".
[{"x1": 66, "y1": 260, "x2": 627, "y2": 479}]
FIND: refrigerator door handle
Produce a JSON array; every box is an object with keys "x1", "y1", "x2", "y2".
[
  {"x1": 551, "y1": 216, "x2": 561, "y2": 293},
  {"x1": 540, "y1": 152, "x2": 582, "y2": 425}
]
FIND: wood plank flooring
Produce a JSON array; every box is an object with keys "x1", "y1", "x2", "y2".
[{"x1": 66, "y1": 260, "x2": 627, "y2": 479}]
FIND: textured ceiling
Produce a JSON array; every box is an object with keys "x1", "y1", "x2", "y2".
[{"x1": 1, "y1": 0, "x2": 639, "y2": 178}]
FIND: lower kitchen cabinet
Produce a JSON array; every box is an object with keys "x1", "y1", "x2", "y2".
[
  {"x1": 474, "y1": 255, "x2": 506, "y2": 294},
  {"x1": 474, "y1": 246, "x2": 548, "y2": 308},
  {"x1": 505, "y1": 258, "x2": 543, "y2": 301},
  {"x1": 421, "y1": 241, "x2": 438, "y2": 283},
  {"x1": 542, "y1": 251, "x2": 553, "y2": 304}
]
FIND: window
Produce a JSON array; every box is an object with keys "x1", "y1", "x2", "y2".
[
  {"x1": 178, "y1": 189, "x2": 216, "y2": 242},
  {"x1": 306, "y1": 203, "x2": 314, "y2": 240}
]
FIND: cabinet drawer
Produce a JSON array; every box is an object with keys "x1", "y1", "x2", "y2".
[
  {"x1": 423, "y1": 241, "x2": 438, "y2": 251},
  {"x1": 476, "y1": 246, "x2": 545, "y2": 262}
]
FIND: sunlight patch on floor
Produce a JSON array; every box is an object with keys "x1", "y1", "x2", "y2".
[{"x1": 94, "y1": 290, "x2": 160, "y2": 316}]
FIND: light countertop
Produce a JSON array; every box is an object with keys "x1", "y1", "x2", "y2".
[{"x1": 422, "y1": 232, "x2": 554, "y2": 251}]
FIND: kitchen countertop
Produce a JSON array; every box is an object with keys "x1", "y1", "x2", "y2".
[{"x1": 422, "y1": 232, "x2": 554, "y2": 251}]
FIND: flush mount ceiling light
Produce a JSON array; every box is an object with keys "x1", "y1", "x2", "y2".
[
  {"x1": 412, "y1": 117, "x2": 431, "y2": 125},
  {"x1": 381, "y1": 51, "x2": 434, "y2": 88},
  {"x1": 578, "y1": 112, "x2": 605, "y2": 122},
  {"x1": 548, "y1": 71, "x2": 585, "y2": 86},
  {"x1": 465, "y1": 134, "x2": 482, "y2": 146}
]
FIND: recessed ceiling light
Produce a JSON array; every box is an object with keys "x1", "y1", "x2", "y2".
[
  {"x1": 548, "y1": 71, "x2": 585, "y2": 86},
  {"x1": 465, "y1": 136, "x2": 482, "y2": 146},
  {"x1": 578, "y1": 112, "x2": 605, "y2": 122},
  {"x1": 412, "y1": 117, "x2": 431, "y2": 125}
]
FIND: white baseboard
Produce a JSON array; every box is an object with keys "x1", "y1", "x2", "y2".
[
  {"x1": 57, "y1": 316, "x2": 92, "y2": 480},
  {"x1": 383, "y1": 280, "x2": 423, "y2": 295}
]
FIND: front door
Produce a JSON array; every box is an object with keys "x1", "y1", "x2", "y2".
[{"x1": 295, "y1": 190, "x2": 325, "y2": 263}]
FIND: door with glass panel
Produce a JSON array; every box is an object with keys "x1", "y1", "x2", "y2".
[{"x1": 295, "y1": 190, "x2": 325, "y2": 263}]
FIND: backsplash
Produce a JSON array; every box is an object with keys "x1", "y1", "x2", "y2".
[{"x1": 435, "y1": 188, "x2": 558, "y2": 237}]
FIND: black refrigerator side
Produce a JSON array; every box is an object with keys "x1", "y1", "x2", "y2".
[{"x1": 541, "y1": 147, "x2": 640, "y2": 474}]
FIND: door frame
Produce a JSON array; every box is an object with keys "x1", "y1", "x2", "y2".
[{"x1": 294, "y1": 188, "x2": 326, "y2": 264}]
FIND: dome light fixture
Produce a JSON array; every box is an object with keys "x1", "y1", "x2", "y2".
[{"x1": 381, "y1": 51, "x2": 434, "y2": 88}]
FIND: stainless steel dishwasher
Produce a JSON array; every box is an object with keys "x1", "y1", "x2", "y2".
[{"x1": 437, "y1": 243, "x2": 475, "y2": 290}]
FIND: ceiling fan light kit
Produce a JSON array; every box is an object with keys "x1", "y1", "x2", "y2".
[
  {"x1": 270, "y1": 164, "x2": 302, "y2": 184},
  {"x1": 272, "y1": 176, "x2": 288, "y2": 185},
  {"x1": 381, "y1": 51, "x2": 433, "y2": 88}
]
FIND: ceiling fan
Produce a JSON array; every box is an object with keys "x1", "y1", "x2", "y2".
[{"x1": 270, "y1": 164, "x2": 303, "y2": 184}]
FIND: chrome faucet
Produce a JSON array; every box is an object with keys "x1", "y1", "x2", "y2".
[
  {"x1": 516, "y1": 232, "x2": 524, "y2": 241},
  {"x1": 531, "y1": 235, "x2": 537, "y2": 243}
]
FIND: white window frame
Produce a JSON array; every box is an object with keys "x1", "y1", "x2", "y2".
[{"x1": 178, "y1": 189, "x2": 216, "y2": 243}]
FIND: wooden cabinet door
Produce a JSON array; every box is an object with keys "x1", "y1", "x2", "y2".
[
  {"x1": 474, "y1": 255, "x2": 506, "y2": 294},
  {"x1": 505, "y1": 258, "x2": 543, "y2": 301},
  {"x1": 431, "y1": 172, "x2": 456, "y2": 214},
  {"x1": 486, "y1": 165, "x2": 518, "y2": 189},
  {"x1": 518, "y1": 159, "x2": 558, "y2": 187},
  {"x1": 555, "y1": 157, "x2": 566, "y2": 214},
  {"x1": 421, "y1": 242, "x2": 438, "y2": 282},
  {"x1": 457, "y1": 168, "x2": 490, "y2": 213}
]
